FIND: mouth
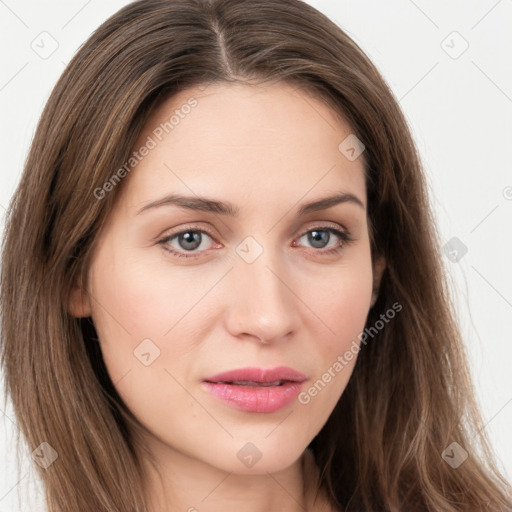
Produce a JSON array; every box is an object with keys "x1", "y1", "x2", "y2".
[
  {"x1": 201, "y1": 366, "x2": 307, "y2": 413},
  {"x1": 203, "y1": 366, "x2": 307, "y2": 385},
  {"x1": 209, "y1": 380, "x2": 290, "y2": 387}
]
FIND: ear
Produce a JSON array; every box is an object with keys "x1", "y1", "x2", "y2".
[
  {"x1": 370, "y1": 254, "x2": 386, "y2": 308},
  {"x1": 68, "y1": 274, "x2": 92, "y2": 318}
]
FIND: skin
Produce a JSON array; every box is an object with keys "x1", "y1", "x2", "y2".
[{"x1": 70, "y1": 81, "x2": 386, "y2": 512}]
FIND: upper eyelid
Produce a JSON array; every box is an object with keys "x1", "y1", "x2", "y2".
[{"x1": 161, "y1": 220, "x2": 349, "y2": 239}]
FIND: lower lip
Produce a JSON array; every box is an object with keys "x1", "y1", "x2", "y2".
[{"x1": 201, "y1": 381, "x2": 304, "y2": 413}]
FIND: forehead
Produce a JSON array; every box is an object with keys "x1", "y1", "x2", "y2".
[{"x1": 120, "y1": 81, "x2": 366, "y2": 212}]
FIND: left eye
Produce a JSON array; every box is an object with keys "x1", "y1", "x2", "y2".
[
  {"x1": 159, "y1": 226, "x2": 352, "y2": 259},
  {"x1": 295, "y1": 228, "x2": 350, "y2": 251}
]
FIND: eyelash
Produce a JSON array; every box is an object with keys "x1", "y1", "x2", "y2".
[{"x1": 157, "y1": 224, "x2": 354, "y2": 259}]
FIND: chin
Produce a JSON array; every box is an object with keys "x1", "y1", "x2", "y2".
[{"x1": 202, "y1": 436, "x2": 308, "y2": 476}]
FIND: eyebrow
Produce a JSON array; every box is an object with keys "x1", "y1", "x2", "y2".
[{"x1": 136, "y1": 191, "x2": 365, "y2": 217}]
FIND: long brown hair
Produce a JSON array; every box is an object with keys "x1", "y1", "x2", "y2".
[{"x1": 1, "y1": 0, "x2": 511, "y2": 510}]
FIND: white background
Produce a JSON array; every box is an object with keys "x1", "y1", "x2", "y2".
[{"x1": 1, "y1": 1, "x2": 511, "y2": 510}]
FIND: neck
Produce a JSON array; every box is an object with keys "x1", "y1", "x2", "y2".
[{"x1": 139, "y1": 440, "x2": 331, "y2": 512}]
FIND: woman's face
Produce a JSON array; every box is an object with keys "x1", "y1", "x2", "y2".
[{"x1": 71, "y1": 81, "x2": 383, "y2": 475}]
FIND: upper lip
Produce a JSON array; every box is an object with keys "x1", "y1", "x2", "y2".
[{"x1": 203, "y1": 366, "x2": 307, "y2": 384}]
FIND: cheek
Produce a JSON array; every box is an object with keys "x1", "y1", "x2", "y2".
[
  {"x1": 307, "y1": 255, "x2": 373, "y2": 347},
  {"x1": 86, "y1": 248, "x2": 211, "y2": 407},
  {"x1": 89, "y1": 246, "x2": 192, "y2": 343},
  {"x1": 86, "y1": 250, "x2": 165, "y2": 378},
  {"x1": 299, "y1": 255, "x2": 373, "y2": 402}
]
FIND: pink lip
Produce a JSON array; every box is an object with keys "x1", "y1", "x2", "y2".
[{"x1": 202, "y1": 366, "x2": 307, "y2": 413}]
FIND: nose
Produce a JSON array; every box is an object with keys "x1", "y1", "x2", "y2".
[{"x1": 224, "y1": 245, "x2": 300, "y2": 345}]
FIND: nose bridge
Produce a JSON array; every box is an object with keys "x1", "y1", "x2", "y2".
[{"x1": 226, "y1": 237, "x2": 299, "y2": 342}]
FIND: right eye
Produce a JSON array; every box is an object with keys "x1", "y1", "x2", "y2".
[{"x1": 158, "y1": 227, "x2": 220, "y2": 259}]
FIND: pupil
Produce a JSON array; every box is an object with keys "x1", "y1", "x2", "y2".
[
  {"x1": 309, "y1": 230, "x2": 329, "y2": 248},
  {"x1": 179, "y1": 232, "x2": 201, "y2": 251}
]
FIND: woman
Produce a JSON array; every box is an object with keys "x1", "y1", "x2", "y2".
[{"x1": 1, "y1": 0, "x2": 511, "y2": 510}]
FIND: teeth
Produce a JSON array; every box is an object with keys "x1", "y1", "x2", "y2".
[{"x1": 224, "y1": 380, "x2": 285, "y2": 387}]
